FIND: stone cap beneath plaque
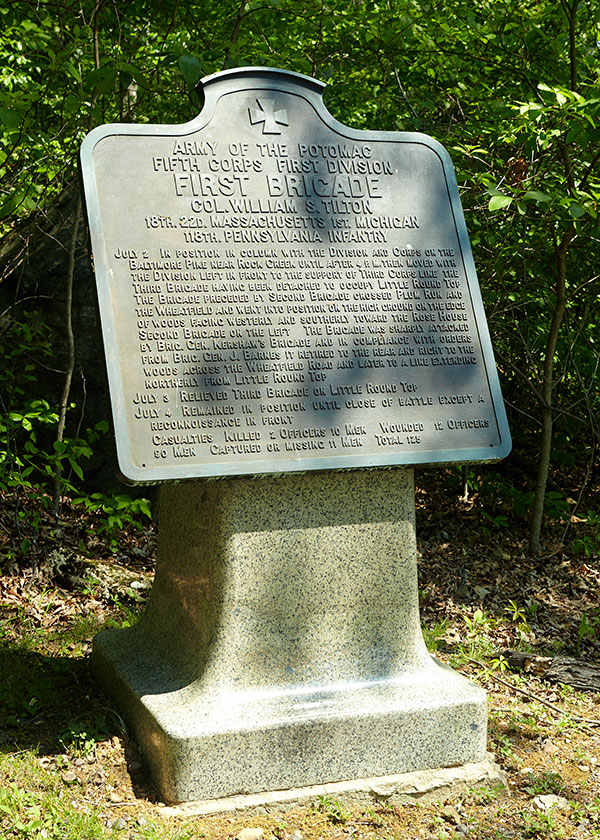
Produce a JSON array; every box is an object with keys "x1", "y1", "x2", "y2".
[{"x1": 80, "y1": 66, "x2": 511, "y2": 484}]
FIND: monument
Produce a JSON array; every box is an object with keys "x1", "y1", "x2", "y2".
[{"x1": 80, "y1": 67, "x2": 511, "y2": 804}]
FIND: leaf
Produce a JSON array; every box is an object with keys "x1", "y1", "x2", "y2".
[
  {"x1": 63, "y1": 94, "x2": 81, "y2": 114},
  {"x1": 0, "y1": 108, "x2": 21, "y2": 129},
  {"x1": 62, "y1": 61, "x2": 81, "y2": 82},
  {"x1": 523, "y1": 190, "x2": 551, "y2": 203},
  {"x1": 488, "y1": 194, "x2": 513, "y2": 211},
  {"x1": 178, "y1": 55, "x2": 202, "y2": 88},
  {"x1": 568, "y1": 203, "x2": 586, "y2": 218},
  {"x1": 119, "y1": 70, "x2": 133, "y2": 90},
  {"x1": 138, "y1": 499, "x2": 152, "y2": 518},
  {"x1": 68, "y1": 458, "x2": 84, "y2": 480},
  {"x1": 116, "y1": 61, "x2": 148, "y2": 87},
  {"x1": 84, "y1": 66, "x2": 116, "y2": 94}
]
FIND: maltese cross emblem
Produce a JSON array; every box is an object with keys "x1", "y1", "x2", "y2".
[{"x1": 248, "y1": 98, "x2": 289, "y2": 134}]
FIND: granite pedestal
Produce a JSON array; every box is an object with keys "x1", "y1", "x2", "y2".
[{"x1": 92, "y1": 468, "x2": 486, "y2": 803}]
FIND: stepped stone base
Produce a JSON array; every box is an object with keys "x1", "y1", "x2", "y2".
[
  {"x1": 93, "y1": 469, "x2": 487, "y2": 804},
  {"x1": 158, "y1": 755, "x2": 507, "y2": 816}
]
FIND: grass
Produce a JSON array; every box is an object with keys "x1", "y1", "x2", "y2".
[
  {"x1": 2, "y1": 588, "x2": 599, "y2": 840},
  {"x1": 2, "y1": 474, "x2": 599, "y2": 840}
]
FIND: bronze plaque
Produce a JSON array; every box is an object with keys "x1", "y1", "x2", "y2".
[{"x1": 80, "y1": 67, "x2": 510, "y2": 483}]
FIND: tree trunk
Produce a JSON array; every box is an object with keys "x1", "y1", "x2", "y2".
[{"x1": 528, "y1": 225, "x2": 575, "y2": 555}]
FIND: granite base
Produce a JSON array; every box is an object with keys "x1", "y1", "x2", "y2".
[
  {"x1": 158, "y1": 755, "x2": 507, "y2": 816},
  {"x1": 93, "y1": 469, "x2": 487, "y2": 803}
]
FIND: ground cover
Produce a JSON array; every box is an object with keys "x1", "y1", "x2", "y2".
[{"x1": 1, "y1": 465, "x2": 599, "y2": 839}]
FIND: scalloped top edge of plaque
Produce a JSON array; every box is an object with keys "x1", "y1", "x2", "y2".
[{"x1": 201, "y1": 66, "x2": 327, "y2": 95}]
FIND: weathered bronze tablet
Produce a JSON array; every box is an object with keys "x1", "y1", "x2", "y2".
[{"x1": 80, "y1": 67, "x2": 511, "y2": 483}]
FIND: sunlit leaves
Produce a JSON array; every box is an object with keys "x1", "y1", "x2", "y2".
[
  {"x1": 0, "y1": 0, "x2": 598, "y2": 472},
  {"x1": 488, "y1": 191, "x2": 513, "y2": 211}
]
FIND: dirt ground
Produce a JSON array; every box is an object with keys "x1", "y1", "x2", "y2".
[{"x1": 1, "y1": 465, "x2": 599, "y2": 838}]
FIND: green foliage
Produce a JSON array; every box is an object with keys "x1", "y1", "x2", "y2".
[
  {"x1": 465, "y1": 782, "x2": 506, "y2": 805},
  {"x1": 453, "y1": 607, "x2": 499, "y2": 662},
  {"x1": 314, "y1": 794, "x2": 351, "y2": 824},
  {"x1": 576, "y1": 611, "x2": 599, "y2": 653},
  {"x1": 421, "y1": 618, "x2": 449, "y2": 652},
  {"x1": 481, "y1": 509, "x2": 509, "y2": 533},
  {"x1": 0, "y1": 782, "x2": 62, "y2": 840},
  {"x1": 571, "y1": 510, "x2": 600, "y2": 557},
  {"x1": 58, "y1": 716, "x2": 110, "y2": 758},
  {"x1": 72, "y1": 491, "x2": 152, "y2": 550},
  {"x1": 464, "y1": 608, "x2": 496, "y2": 635},
  {"x1": 523, "y1": 770, "x2": 565, "y2": 797},
  {"x1": 488, "y1": 727, "x2": 519, "y2": 764},
  {"x1": 521, "y1": 809, "x2": 564, "y2": 839},
  {"x1": 104, "y1": 595, "x2": 144, "y2": 629},
  {"x1": 0, "y1": 315, "x2": 92, "y2": 497},
  {"x1": 0, "y1": 0, "x2": 598, "y2": 548},
  {"x1": 0, "y1": 314, "x2": 151, "y2": 567},
  {"x1": 0, "y1": 757, "x2": 114, "y2": 840}
]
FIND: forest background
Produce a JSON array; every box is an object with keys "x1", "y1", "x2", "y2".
[{"x1": 1, "y1": 0, "x2": 599, "y2": 563}]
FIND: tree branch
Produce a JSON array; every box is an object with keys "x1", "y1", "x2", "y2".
[
  {"x1": 222, "y1": 0, "x2": 247, "y2": 70},
  {"x1": 53, "y1": 195, "x2": 81, "y2": 517}
]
